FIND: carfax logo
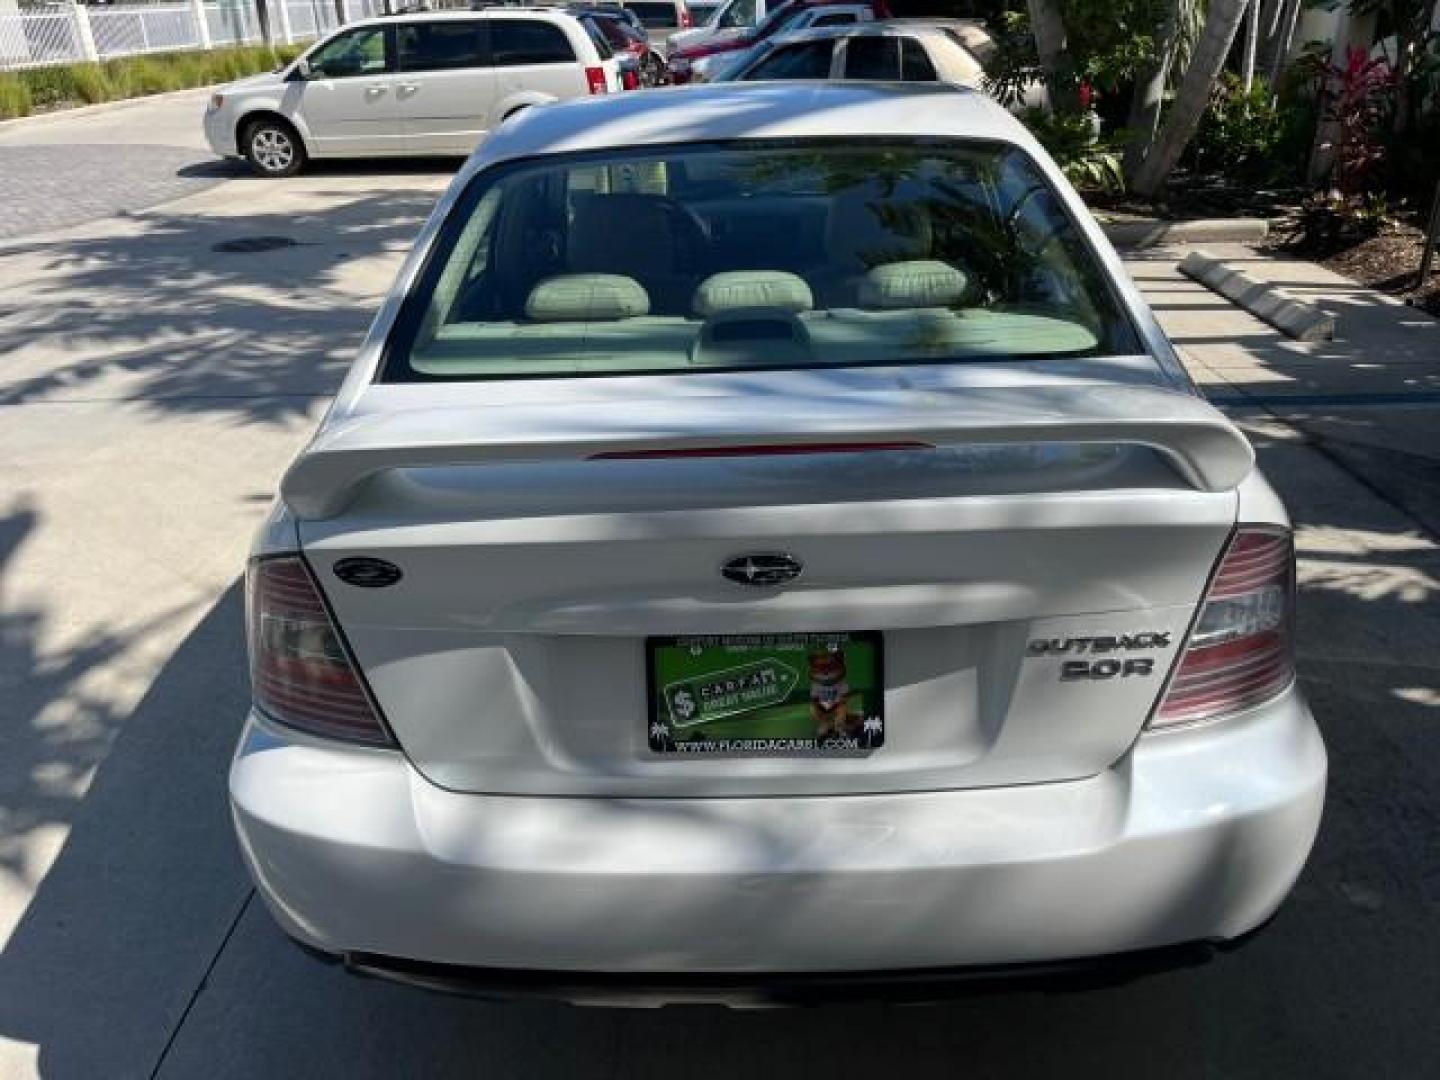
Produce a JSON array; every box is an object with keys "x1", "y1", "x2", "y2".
[{"x1": 663, "y1": 659, "x2": 800, "y2": 729}]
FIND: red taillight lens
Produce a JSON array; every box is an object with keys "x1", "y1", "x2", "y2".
[
  {"x1": 246, "y1": 556, "x2": 392, "y2": 746},
  {"x1": 1152, "y1": 528, "x2": 1295, "y2": 728},
  {"x1": 622, "y1": 67, "x2": 639, "y2": 90},
  {"x1": 585, "y1": 65, "x2": 608, "y2": 94}
]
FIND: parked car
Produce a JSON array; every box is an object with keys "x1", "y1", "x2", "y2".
[
  {"x1": 231, "y1": 82, "x2": 1326, "y2": 1002},
  {"x1": 891, "y1": 16, "x2": 997, "y2": 64},
  {"x1": 203, "y1": 10, "x2": 622, "y2": 176},
  {"x1": 720, "y1": 23, "x2": 987, "y2": 87},
  {"x1": 665, "y1": 0, "x2": 766, "y2": 53},
  {"x1": 667, "y1": 0, "x2": 885, "y2": 83},
  {"x1": 573, "y1": 4, "x2": 668, "y2": 85},
  {"x1": 584, "y1": 1, "x2": 646, "y2": 33},
  {"x1": 888, "y1": 17, "x2": 1051, "y2": 111},
  {"x1": 617, "y1": 0, "x2": 694, "y2": 51},
  {"x1": 720, "y1": 20, "x2": 1050, "y2": 112}
]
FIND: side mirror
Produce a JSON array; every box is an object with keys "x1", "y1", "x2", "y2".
[{"x1": 294, "y1": 57, "x2": 313, "y2": 80}]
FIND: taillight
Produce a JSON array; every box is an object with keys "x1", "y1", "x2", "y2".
[
  {"x1": 585, "y1": 65, "x2": 609, "y2": 94},
  {"x1": 622, "y1": 67, "x2": 639, "y2": 89},
  {"x1": 1152, "y1": 527, "x2": 1295, "y2": 728},
  {"x1": 246, "y1": 556, "x2": 393, "y2": 746}
]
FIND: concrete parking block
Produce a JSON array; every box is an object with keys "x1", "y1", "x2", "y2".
[{"x1": 1180, "y1": 250, "x2": 1337, "y2": 341}]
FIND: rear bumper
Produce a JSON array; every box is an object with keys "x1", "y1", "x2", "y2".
[
  {"x1": 230, "y1": 688, "x2": 1325, "y2": 977},
  {"x1": 341, "y1": 937, "x2": 1242, "y2": 1007}
]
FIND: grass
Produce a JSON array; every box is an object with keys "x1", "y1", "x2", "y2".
[{"x1": 0, "y1": 44, "x2": 306, "y2": 120}]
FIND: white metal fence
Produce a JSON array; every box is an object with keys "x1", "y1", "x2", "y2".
[{"x1": 0, "y1": 0, "x2": 393, "y2": 72}]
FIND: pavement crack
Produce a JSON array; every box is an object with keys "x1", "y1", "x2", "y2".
[{"x1": 148, "y1": 887, "x2": 256, "y2": 1080}]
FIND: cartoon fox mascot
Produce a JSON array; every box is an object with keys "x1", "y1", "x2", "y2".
[{"x1": 809, "y1": 648, "x2": 853, "y2": 738}]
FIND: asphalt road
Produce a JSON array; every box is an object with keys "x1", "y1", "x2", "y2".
[{"x1": 0, "y1": 92, "x2": 1438, "y2": 1080}]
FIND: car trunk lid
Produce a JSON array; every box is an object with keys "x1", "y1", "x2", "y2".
[{"x1": 290, "y1": 375, "x2": 1245, "y2": 796}]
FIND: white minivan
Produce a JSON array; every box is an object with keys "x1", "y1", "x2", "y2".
[{"x1": 204, "y1": 11, "x2": 622, "y2": 176}]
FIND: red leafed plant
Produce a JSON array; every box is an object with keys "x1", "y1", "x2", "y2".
[{"x1": 1323, "y1": 46, "x2": 1396, "y2": 196}]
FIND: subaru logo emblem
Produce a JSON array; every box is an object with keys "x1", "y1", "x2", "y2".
[
  {"x1": 721, "y1": 553, "x2": 803, "y2": 587},
  {"x1": 333, "y1": 557, "x2": 403, "y2": 589}
]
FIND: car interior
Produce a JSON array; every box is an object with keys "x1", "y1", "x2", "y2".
[{"x1": 401, "y1": 144, "x2": 1133, "y2": 378}]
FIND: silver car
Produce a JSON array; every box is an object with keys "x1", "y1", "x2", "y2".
[
  {"x1": 232, "y1": 83, "x2": 1325, "y2": 1001},
  {"x1": 721, "y1": 23, "x2": 988, "y2": 86}
]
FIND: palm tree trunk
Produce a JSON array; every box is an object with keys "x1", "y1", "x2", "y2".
[
  {"x1": 1026, "y1": 0, "x2": 1080, "y2": 113},
  {"x1": 1131, "y1": 0, "x2": 1253, "y2": 197},
  {"x1": 1241, "y1": 0, "x2": 1260, "y2": 92},
  {"x1": 1262, "y1": 0, "x2": 1301, "y2": 93},
  {"x1": 1122, "y1": 2, "x2": 1182, "y2": 176}
]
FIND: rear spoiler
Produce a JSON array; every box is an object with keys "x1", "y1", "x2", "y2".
[{"x1": 281, "y1": 385, "x2": 1254, "y2": 520}]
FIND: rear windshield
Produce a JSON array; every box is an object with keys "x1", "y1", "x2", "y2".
[
  {"x1": 383, "y1": 139, "x2": 1140, "y2": 382},
  {"x1": 625, "y1": 1, "x2": 680, "y2": 27}
]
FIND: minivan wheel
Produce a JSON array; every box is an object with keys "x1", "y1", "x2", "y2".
[{"x1": 243, "y1": 119, "x2": 305, "y2": 178}]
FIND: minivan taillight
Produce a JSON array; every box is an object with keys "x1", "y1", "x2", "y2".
[
  {"x1": 585, "y1": 65, "x2": 609, "y2": 94},
  {"x1": 1152, "y1": 527, "x2": 1295, "y2": 728},
  {"x1": 246, "y1": 556, "x2": 393, "y2": 746},
  {"x1": 622, "y1": 67, "x2": 639, "y2": 90}
]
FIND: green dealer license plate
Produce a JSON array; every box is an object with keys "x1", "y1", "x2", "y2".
[{"x1": 647, "y1": 632, "x2": 884, "y2": 755}]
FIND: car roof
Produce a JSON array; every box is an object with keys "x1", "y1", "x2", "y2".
[
  {"x1": 357, "y1": 9, "x2": 578, "y2": 24},
  {"x1": 768, "y1": 22, "x2": 956, "y2": 43},
  {"x1": 469, "y1": 82, "x2": 1034, "y2": 173}
]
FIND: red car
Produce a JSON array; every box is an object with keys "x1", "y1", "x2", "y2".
[{"x1": 668, "y1": 0, "x2": 890, "y2": 83}]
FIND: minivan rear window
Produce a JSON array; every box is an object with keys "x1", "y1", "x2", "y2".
[
  {"x1": 397, "y1": 21, "x2": 486, "y2": 72},
  {"x1": 491, "y1": 20, "x2": 575, "y2": 65},
  {"x1": 383, "y1": 139, "x2": 1140, "y2": 382},
  {"x1": 625, "y1": 1, "x2": 681, "y2": 28}
]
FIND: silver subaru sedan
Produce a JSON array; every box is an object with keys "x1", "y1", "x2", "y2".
[{"x1": 231, "y1": 82, "x2": 1325, "y2": 1002}]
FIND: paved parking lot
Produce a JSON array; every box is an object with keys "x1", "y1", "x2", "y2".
[
  {"x1": 1, "y1": 93, "x2": 1438, "y2": 1079},
  {"x1": 0, "y1": 91, "x2": 235, "y2": 240}
]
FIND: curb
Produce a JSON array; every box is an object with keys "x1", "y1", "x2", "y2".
[
  {"x1": 1180, "y1": 250, "x2": 1336, "y2": 342},
  {"x1": 0, "y1": 85, "x2": 216, "y2": 132},
  {"x1": 1102, "y1": 217, "x2": 1269, "y2": 249}
]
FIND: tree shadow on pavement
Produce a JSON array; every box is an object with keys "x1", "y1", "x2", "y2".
[
  {"x1": 0, "y1": 185, "x2": 443, "y2": 426},
  {"x1": 0, "y1": 578, "x2": 253, "y2": 1079}
]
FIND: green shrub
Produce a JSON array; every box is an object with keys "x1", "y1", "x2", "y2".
[
  {"x1": 1020, "y1": 107, "x2": 1126, "y2": 193},
  {"x1": 5, "y1": 44, "x2": 300, "y2": 116},
  {"x1": 1186, "y1": 74, "x2": 1316, "y2": 188},
  {"x1": 20, "y1": 65, "x2": 85, "y2": 110},
  {"x1": 99, "y1": 58, "x2": 134, "y2": 98},
  {"x1": 69, "y1": 63, "x2": 114, "y2": 105},
  {"x1": 126, "y1": 57, "x2": 183, "y2": 95},
  {"x1": 168, "y1": 53, "x2": 210, "y2": 89},
  {"x1": 0, "y1": 75, "x2": 32, "y2": 120}
]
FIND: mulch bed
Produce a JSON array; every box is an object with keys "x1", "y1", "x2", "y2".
[{"x1": 1265, "y1": 215, "x2": 1440, "y2": 318}]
